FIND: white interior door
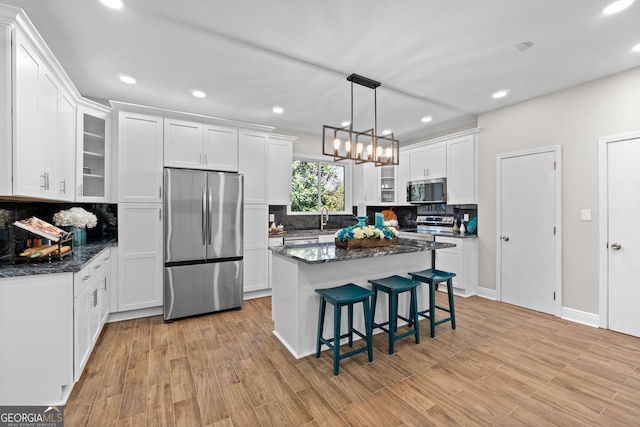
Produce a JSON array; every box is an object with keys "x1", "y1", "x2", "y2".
[
  {"x1": 498, "y1": 148, "x2": 559, "y2": 314},
  {"x1": 606, "y1": 137, "x2": 640, "y2": 337}
]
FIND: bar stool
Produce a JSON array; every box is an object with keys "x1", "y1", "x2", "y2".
[
  {"x1": 315, "y1": 284, "x2": 374, "y2": 375},
  {"x1": 367, "y1": 275, "x2": 421, "y2": 354},
  {"x1": 408, "y1": 269, "x2": 457, "y2": 338}
]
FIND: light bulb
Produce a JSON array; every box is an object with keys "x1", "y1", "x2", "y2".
[
  {"x1": 385, "y1": 147, "x2": 392, "y2": 159},
  {"x1": 345, "y1": 140, "x2": 351, "y2": 153},
  {"x1": 333, "y1": 138, "x2": 341, "y2": 150},
  {"x1": 376, "y1": 146, "x2": 383, "y2": 159}
]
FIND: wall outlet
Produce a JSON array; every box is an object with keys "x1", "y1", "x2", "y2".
[
  {"x1": 581, "y1": 209, "x2": 591, "y2": 221},
  {"x1": 463, "y1": 213, "x2": 469, "y2": 221}
]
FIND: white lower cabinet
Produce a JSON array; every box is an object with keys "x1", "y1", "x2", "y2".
[
  {"x1": 434, "y1": 236, "x2": 478, "y2": 297},
  {"x1": 243, "y1": 204, "x2": 268, "y2": 293},
  {"x1": 117, "y1": 203, "x2": 163, "y2": 311},
  {"x1": 0, "y1": 273, "x2": 73, "y2": 405},
  {"x1": 268, "y1": 237, "x2": 284, "y2": 291},
  {"x1": 73, "y1": 248, "x2": 111, "y2": 381}
]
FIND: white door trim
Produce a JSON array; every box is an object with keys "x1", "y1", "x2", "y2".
[
  {"x1": 496, "y1": 145, "x2": 563, "y2": 316},
  {"x1": 597, "y1": 130, "x2": 640, "y2": 329}
]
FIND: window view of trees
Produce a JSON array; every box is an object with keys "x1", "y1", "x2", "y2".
[{"x1": 291, "y1": 160, "x2": 345, "y2": 213}]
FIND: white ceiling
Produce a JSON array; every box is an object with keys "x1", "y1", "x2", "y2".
[{"x1": 4, "y1": 0, "x2": 640, "y2": 143}]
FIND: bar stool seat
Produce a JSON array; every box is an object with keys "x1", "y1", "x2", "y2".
[
  {"x1": 408, "y1": 269, "x2": 457, "y2": 338},
  {"x1": 367, "y1": 275, "x2": 421, "y2": 354},
  {"x1": 315, "y1": 284, "x2": 374, "y2": 375}
]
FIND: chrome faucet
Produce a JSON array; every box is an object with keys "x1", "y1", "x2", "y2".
[{"x1": 320, "y1": 207, "x2": 329, "y2": 230}]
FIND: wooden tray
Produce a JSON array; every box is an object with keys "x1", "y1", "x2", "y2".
[{"x1": 335, "y1": 237, "x2": 397, "y2": 249}]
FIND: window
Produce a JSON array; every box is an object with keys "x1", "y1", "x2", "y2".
[{"x1": 289, "y1": 158, "x2": 351, "y2": 214}]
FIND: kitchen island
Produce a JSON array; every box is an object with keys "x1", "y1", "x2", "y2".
[{"x1": 270, "y1": 238, "x2": 455, "y2": 358}]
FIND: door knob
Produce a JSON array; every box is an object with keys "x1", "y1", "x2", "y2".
[
  {"x1": 611, "y1": 243, "x2": 621, "y2": 250},
  {"x1": 501, "y1": 236, "x2": 510, "y2": 241}
]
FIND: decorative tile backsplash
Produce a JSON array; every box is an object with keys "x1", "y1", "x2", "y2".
[{"x1": 268, "y1": 204, "x2": 477, "y2": 233}]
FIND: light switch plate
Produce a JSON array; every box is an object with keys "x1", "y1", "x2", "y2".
[{"x1": 581, "y1": 209, "x2": 591, "y2": 221}]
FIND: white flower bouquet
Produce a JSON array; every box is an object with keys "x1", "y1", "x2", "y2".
[{"x1": 53, "y1": 207, "x2": 98, "y2": 229}]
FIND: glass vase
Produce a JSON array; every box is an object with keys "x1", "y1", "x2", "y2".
[{"x1": 71, "y1": 227, "x2": 86, "y2": 246}]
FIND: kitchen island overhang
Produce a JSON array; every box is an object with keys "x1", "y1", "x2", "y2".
[{"x1": 270, "y1": 239, "x2": 455, "y2": 358}]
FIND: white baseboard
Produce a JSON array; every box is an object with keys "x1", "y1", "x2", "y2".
[
  {"x1": 561, "y1": 306, "x2": 599, "y2": 327},
  {"x1": 477, "y1": 287, "x2": 496, "y2": 300},
  {"x1": 244, "y1": 289, "x2": 272, "y2": 300},
  {"x1": 107, "y1": 306, "x2": 163, "y2": 323}
]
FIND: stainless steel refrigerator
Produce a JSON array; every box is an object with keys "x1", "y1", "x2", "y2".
[{"x1": 163, "y1": 168, "x2": 243, "y2": 321}]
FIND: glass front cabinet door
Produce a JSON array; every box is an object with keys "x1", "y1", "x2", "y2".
[{"x1": 76, "y1": 104, "x2": 111, "y2": 202}]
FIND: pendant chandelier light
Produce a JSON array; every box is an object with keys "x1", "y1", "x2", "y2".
[{"x1": 322, "y1": 73, "x2": 399, "y2": 166}]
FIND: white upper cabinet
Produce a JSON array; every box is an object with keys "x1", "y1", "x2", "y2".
[
  {"x1": 397, "y1": 150, "x2": 411, "y2": 205},
  {"x1": 239, "y1": 130, "x2": 268, "y2": 204},
  {"x1": 267, "y1": 134, "x2": 295, "y2": 205},
  {"x1": 117, "y1": 111, "x2": 164, "y2": 203},
  {"x1": 57, "y1": 91, "x2": 76, "y2": 201},
  {"x1": 425, "y1": 141, "x2": 447, "y2": 178},
  {"x1": 204, "y1": 124, "x2": 238, "y2": 171},
  {"x1": 164, "y1": 119, "x2": 203, "y2": 169},
  {"x1": 352, "y1": 162, "x2": 378, "y2": 205},
  {"x1": 409, "y1": 146, "x2": 428, "y2": 180},
  {"x1": 446, "y1": 134, "x2": 477, "y2": 204},
  {"x1": 407, "y1": 141, "x2": 446, "y2": 181},
  {"x1": 76, "y1": 104, "x2": 111, "y2": 202},
  {"x1": 164, "y1": 118, "x2": 239, "y2": 171},
  {"x1": 13, "y1": 31, "x2": 55, "y2": 198}
]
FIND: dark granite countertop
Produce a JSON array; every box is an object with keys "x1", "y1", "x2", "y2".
[
  {"x1": 269, "y1": 238, "x2": 455, "y2": 264},
  {"x1": 0, "y1": 240, "x2": 117, "y2": 278}
]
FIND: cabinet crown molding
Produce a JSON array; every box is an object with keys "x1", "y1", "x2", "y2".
[
  {"x1": 110, "y1": 100, "x2": 275, "y2": 133},
  {"x1": 401, "y1": 127, "x2": 483, "y2": 151}
]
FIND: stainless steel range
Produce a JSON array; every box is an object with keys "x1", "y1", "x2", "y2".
[{"x1": 416, "y1": 215, "x2": 455, "y2": 235}]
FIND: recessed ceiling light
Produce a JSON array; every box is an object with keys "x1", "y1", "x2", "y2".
[
  {"x1": 633, "y1": 42, "x2": 640, "y2": 52},
  {"x1": 382, "y1": 129, "x2": 392, "y2": 135},
  {"x1": 341, "y1": 121, "x2": 351, "y2": 127},
  {"x1": 192, "y1": 90, "x2": 206, "y2": 98},
  {"x1": 118, "y1": 75, "x2": 136, "y2": 85},
  {"x1": 492, "y1": 90, "x2": 509, "y2": 99},
  {"x1": 272, "y1": 106, "x2": 284, "y2": 114},
  {"x1": 421, "y1": 116, "x2": 433, "y2": 123},
  {"x1": 100, "y1": 0, "x2": 123, "y2": 9},
  {"x1": 603, "y1": 0, "x2": 634, "y2": 15}
]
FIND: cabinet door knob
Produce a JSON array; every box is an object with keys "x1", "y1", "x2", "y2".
[
  {"x1": 611, "y1": 242, "x2": 621, "y2": 250},
  {"x1": 501, "y1": 236, "x2": 510, "y2": 241}
]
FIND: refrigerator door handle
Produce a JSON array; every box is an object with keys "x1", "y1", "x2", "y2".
[
  {"x1": 208, "y1": 186, "x2": 213, "y2": 244},
  {"x1": 202, "y1": 187, "x2": 207, "y2": 245}
]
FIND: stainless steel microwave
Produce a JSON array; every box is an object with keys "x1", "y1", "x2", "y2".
[{"x1": 407, "y1": 178, "x2": 447, "y2": 204}]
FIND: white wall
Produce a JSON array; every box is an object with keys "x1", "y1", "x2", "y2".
[
  {"x1": 477, "y1": 66, "x2": 640, "y2": 314},
  {"x1": 273, "y1": 128, "x2": 324, "y2": 156}
]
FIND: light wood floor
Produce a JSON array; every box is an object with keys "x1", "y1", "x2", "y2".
[{"x1": 64, "y1": 294, "x2": 640, "y2": 426}]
